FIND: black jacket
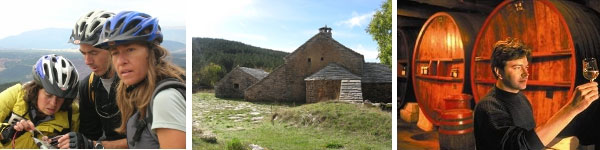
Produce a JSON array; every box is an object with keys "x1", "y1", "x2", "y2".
[{"x1": 78, "y1": 73, "x2": 125, "y2": 141}]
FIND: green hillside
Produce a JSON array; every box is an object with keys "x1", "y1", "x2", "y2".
[{"x1": 192, "y1": 37, "x2": 289, "y2": 90}]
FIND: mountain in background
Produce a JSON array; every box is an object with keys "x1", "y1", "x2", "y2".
[
  {"x1": 0, "y1": 28, "x2": 72, "y2": 49},
  {"x1": 0, "y1": 27, "x2": 186, "y2": 52},
  {"x1": 192, "y1": 37, "x2": 289, "y2": 90}
]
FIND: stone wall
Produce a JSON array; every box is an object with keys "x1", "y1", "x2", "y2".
[
  {"x1": 244, "y1": 65, "x2": 288, "y2": 101},
  {"x1": 362, "y1": 83, "x2": 392, "y2": 103},
  {"x1": 305, "y1": 80, "x2": 341, "y2": 103},
  {"x1": 339, "y1": 80, "x2": 363, "y2": 102},
  {"x1": 215, "y1": 69, "x2": 260, "y2": 98},
  {"x1": 283, "y1": 33, "x2": 365, "y2": 102}
]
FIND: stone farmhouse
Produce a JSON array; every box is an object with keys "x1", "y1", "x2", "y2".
[{"x1": 218, "y1": 26, "x2": 391, "y2": 103}]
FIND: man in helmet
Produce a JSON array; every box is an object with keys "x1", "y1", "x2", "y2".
[
  {"x1": 0, "y1": 54, "x2": 80, "y2": 148},
  {"x1": 57, "y1": 10, "x2": 127, "y2": 149}
]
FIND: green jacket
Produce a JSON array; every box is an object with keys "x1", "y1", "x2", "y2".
[{"x1": 0, "y1": 83, "x2": 79, "y2": 148}]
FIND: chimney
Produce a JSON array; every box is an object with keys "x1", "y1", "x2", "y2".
[{"x1": 319, "y1": 25, "x2": 332, "y2": 37}]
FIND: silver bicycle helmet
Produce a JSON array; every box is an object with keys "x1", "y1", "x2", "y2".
[
  {"x1": 33, "y1": 54, "x2": 79, "y2": 99},
  {"x1": 69, "y1": 10, "x2": 114, "y2": 45}
]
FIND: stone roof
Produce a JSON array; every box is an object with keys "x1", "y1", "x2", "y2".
[
  {"x1": 362, "y1": 63, "x2": 392, "y2": 83},
  {"x1": 305, "y1": 63, "x2": 361, "y2": 81},
  {"x1": 239, "y1": 67, "x2": 269, "y2": 80},
  {"x1": 284, "y1": 27, "x2": 364, "y2": 61}
]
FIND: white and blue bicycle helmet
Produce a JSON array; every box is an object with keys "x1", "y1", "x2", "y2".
[{"x1": 32, "y1": 54, "x2": 79, "y2": 99}]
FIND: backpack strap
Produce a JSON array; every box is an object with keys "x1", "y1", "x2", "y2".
[
  {"x1": 132, "y1": 78, "x2": 185, "y2": 143},
  {"x1": 88, "y1": 72, "x2": 95, "y2": 103}
]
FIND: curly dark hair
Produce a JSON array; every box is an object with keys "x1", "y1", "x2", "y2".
[
  {"x1": 490, "y1": 37, "x2": 532, "y2": 79},
  {"x1": 23, "y1": 81, "x2": 73, "y2": 112}
]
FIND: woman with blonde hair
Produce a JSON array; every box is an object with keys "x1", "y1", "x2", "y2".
[{"x1": 94, "y1": 11, "x2": 185, "y2": 148}]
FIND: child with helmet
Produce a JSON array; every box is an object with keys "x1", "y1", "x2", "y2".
[{"x1": 0, "y1": 54, "x2": 79, "y2": 148}]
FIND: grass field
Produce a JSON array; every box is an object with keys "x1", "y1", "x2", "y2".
[{"x1": 192, "y1": 92, "x2": 392, "y2": 150}]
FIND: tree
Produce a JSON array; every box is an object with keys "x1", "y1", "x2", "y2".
[
  {"x1": 366, "y1": 0, "x2": 392, "y2": 68},
  {"x1": 195, "y1": 63, "x2": 226, "y2": 88}
]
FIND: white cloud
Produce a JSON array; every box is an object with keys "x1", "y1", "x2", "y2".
[
  {"x1": 352, "y1": 44, "x2": 379, "y2": 62},
  {"x1": 336, "y1": 11, "x2": 374, "y2": 29},
  {"x1": 188, "y1": 0, "x2": 258, "y2": 38}
]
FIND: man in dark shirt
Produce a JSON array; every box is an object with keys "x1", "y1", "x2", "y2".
[
  {"x1": 56, "y1": 11, "x2": 127, "y2": 149},
  {"x1": 474, "y1": 38, "x2": 599, "y2": 149}
]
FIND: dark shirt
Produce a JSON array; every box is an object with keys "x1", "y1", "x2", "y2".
[
  {"x1": 474, "y1": 86, "x2": 544, "y2": 150},
  {"x1": 78, "y1": 73, "x2": 125, "y2": 141}
]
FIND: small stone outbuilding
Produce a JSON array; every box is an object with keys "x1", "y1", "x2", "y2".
[
  {"x1": 215, "y1": 67, "x2": 268, "y2": 98},
  {"x1": 304, "y1": 63, "x2": 363, "y2": 103},
  {"x1": 361, "y1": 63, "x2": 392, "y2": 103}
]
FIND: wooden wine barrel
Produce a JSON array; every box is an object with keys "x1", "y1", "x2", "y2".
[
  {"x1": 438, "y1": 109, "x2": 475, "y2": 150},
  {"x1": 443, "y1": 94, "x2": 472, "y2": 110},
  {"x1": 470, "y1": 0, "x2": 600, "y2": 126},
  {"x1": 399, "y1": 27, "x2": 419, "y2": 109},
  {"x1": 412, "y1": 12, "x2": 485, "y2": 125}
]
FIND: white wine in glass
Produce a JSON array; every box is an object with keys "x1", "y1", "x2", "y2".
[{"x1": 583, "y1": 58, "x2": 599, "y2": 82}]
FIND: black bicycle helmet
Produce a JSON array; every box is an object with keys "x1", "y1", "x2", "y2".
[
  {"x1": 69, "y1": 10, "x2": 114, "y2": 45},
  {"x1": 32, "y1": 54, "x2": 79, "y2": 99}
]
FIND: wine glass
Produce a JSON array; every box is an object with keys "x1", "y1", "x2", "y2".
[{"x1": 583, "y1": 58, "x2": 599, "y2": 83}]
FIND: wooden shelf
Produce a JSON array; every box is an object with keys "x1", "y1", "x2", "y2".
[
  {"x1": 415, "y1": 58, "x2": 464, "y2": 63},
  {"x1": 415, "y1": 75, "x2": 463, "y2": 82},
  {"x1": 474, "y1": 79, "x2": 571, "y2": 88},
  {"x1": 474, "y1": 50, "x2": 572, "y2": 62}
]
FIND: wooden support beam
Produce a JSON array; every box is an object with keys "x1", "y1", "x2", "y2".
[
  {"x1": 397, "y1": 5, "x2": 437, "y2": 19},
  {"x1": 408, "y1": 0, "x2": 497, "y2": 13},
  {"x1": 397, "y1": 16, "x2": 426, "y2": 28}
]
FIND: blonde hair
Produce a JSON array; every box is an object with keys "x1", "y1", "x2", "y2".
[{"x1": 114, "y1": 42, "x2": 184, "y2": 133}]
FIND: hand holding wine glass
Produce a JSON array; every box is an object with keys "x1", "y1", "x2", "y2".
[{"x1": 583, "y1": 58, "x2": 599, "y2": 83}]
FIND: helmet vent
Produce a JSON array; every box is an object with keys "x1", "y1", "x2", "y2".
[
  {"x1": 61, "y1": 60, "x2": 66, "y2": 68},
  {"x1": 62, "y1": 73, "x2": 67, "y2": 87},
  {"x1": 100, "y1": 14, "x2": 111, "y2": 18},
  {"x1": 91, "y1": 21, "x2": 100, "y2": 30},
  {"x1": 43, "y1": 64, "x2": 49, "y2": 78},
  {"x1": 51, "y1": 67, "x2": 58, "y2": 83},
  {"x1": 116, "y1": 18, "x2": 126, "y2": 30},
  {"x1": 142, "y1": 26, "x2": 152, "y2": 35},
  {"x1": 104, "y1": 21, "x2": 111, "y2": 31},
  {"x1": 85, "y1": 11, "x2": 93, "y2": 17},
  {"x1": 79, "y1": 23, "x2": 87, "y2": 34},
  {"x1": 126, "y1": 20, "x2": 142, "y2": 33}
]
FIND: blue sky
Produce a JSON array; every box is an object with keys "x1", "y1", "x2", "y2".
[{"x1": 189, "y1": 0, "x2": 384, "y2": 62}]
